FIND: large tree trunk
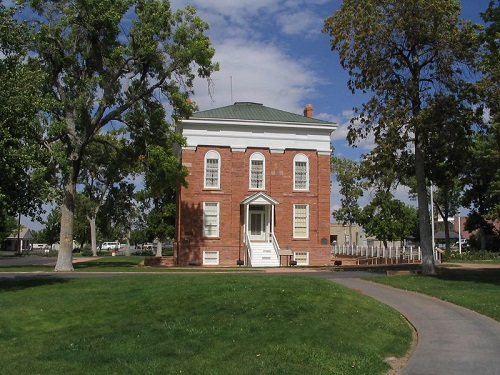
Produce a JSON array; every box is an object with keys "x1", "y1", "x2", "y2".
[
  {"x1": 55, "y1": 178, "x2": 76, "y2": 271},
  {"x1": 415, "y1": 136, "x2": 436, "y2": 275}
]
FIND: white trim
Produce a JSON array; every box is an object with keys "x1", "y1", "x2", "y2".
[
  {"x1": 294, "y1": 251, "x2": 309, "y2": 265},
  {"x1": 203, "y1": 251, "x2": 220, "y2": 265},
  {"x1": 249, "y1": 152, "x2": 265, "y2": 190},
  {"x1": 293, "y1": 153, "x2": 309, "y2": 191},
  {"x1": 181, "y1": 119, "x2": 335, "y2": 155},
  {"x1": 182, "y1": 117, "x2": 336, "y2": 131},
  {"x1": 204, "y1": 150, "x2": 221, "y2": 189},
  {"x1": 231, "y1": 146, "x2": 246, "y2": 152},
  {"x1": 293, "y1": 204, "x2": 309, "y2": 239},
  {"x1": 203, "y1": 202, "x2": 219, "y2": 238},
  {"x1": 242, "y1": 191, "x2": 279, "y2": 206},
  {"x1": 270, "y1": 148, "x2": 285, "y2": 154}
]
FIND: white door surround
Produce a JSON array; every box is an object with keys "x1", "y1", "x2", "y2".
[{"x1": 242, "y1": 192, "x2": 279, "y2": 243}]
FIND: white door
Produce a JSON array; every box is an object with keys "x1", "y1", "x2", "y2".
[{"x1": 249, "y1": 207, "x2": 266, "y2": 241}]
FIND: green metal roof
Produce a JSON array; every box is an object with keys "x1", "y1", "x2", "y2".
[{"x1": 191, "y1": 102, "x2": 333, "y2": 125}]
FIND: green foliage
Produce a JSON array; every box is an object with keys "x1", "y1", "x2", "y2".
[
  {"x1": 40, "y1": 208, "x2": 61, "y2": 246},
  {"x1": 80, "y1": 246, "x2": 93, "y2": 257},
  {"x1": 447, "y1": 249, "x2": 500, "y2": 261},
  {"x1": 323, "y1": 0, "x2": 482, "y2": 274},
  {"x1": 331, "y1": 156, "x2": 365, "y2": 225},
  {"x1": 360, "y1": 190, "x2": 419, "y2": 246},
  {"x1": 0, "y1": 4, "x2": 56, "y2": 233},
  {"x1": 461, "y1": 1, "x2": 500, "y2": 236},
  {"x1": 7, "y1": 0, "x2": 218, "y2": 270}
]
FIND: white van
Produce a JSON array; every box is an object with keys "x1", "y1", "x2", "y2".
[{"x1": 101, "y1": 241, "x2": 120, "y2": 250}]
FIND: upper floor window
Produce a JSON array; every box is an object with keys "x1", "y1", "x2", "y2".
[
  {"x1": 204, "y1": 150, "x2": 220, "y2": 189},
  {"x1": 294, "y1": 154, "x2": 309, "y2": 191},
  {"x1": 249, "y1": 152, "x2": 265, "y2": 190}
]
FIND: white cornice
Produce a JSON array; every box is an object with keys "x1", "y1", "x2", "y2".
[{"x1": 181, "y1": 117, "x2": 336, "y2": 154}]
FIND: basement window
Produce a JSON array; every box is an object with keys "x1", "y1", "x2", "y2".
[
  {"x1": 203, "y1": 251, "x2": 219, "y2": 265},
  {"x1": 294, "y1": 251, "x2": 309, "y2": 265}
]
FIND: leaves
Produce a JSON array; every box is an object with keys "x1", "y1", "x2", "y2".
[{"x1": 323, "y1": 0, "x2": 482, "y2": 274}]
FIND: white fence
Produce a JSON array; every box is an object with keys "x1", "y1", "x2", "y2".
[{"x1": 331, "y1": 245, "x2": 424, "y2": 265}]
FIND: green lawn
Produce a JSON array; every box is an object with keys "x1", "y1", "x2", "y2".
[
  {"x1": 0, "y1": 274, "x2": 412, "y2": 375},
  {"x1": 367, "y1": 270, "x2": 500, "y2": 321}
]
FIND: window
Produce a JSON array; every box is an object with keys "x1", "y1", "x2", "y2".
[
  {"x1": 294, "y1": 251, "x2": 309, "y2": 265},
  {"x1": 293, "y1": 204, "x2": 309, "y2": 238},
  {"x1": 249, "y1": 152, "x2": 265, "y2": 189},
  {"x1": 293, "y1": 154, "x2": 309, "y2": 191},
  {"x1": 203, "y1": 251, "x2": 220, "y2": 265},
  {"x1": 203, "y1": 202, "x2": 219, "y2": 237},
  {"x1": 204, "y1": 150, "x2": 220, "y2": 189}
]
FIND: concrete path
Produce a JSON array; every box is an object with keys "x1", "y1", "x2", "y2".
[{"x1": 329, "y1": 277, "x2": 500, "y2": 375}]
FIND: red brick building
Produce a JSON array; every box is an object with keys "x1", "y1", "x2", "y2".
[{"x1": 176, "y1": 102, "x2": 336, "y2": 267}]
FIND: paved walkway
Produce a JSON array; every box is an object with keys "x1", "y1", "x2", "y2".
[{"x1": 321, "y1": 275, "x2": 500, "y2": 375}]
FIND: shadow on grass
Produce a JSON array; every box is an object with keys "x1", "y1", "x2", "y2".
[
  {"x1": 436, "y1": 267, "x2": 500, "y2": 286},
  {"x1": 0, "y1": 275, "x2": 70, "y2": 292},
  {"x1": 73, "y1": 260, "x2": 142, "y2": 269}
]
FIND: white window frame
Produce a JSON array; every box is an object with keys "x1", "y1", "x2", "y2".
[
  {"x1": 204, "y1": 150, "x2": 221, "y2": 189},
  {"x1": 249, "y1": 152, "x2": 265, "y2": 190},
  {"x1": 203, "y1": 251, "x2": 220, "y2": 265},
  {"x1": 293, "y1": 154, "x2": 309, "y2": 191},
  {"x1": 294, "y1": 251, "x2": 309, "y2": 265},
  {"x1": 203, "y1": 202, "x2": 220, "y2": 238},
  {"x1": 293, "y1": 204, "x2": 309, "y2": 239}
]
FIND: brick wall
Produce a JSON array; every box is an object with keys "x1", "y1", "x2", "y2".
[{"x1": 177, "y1": 146, "x2": 331, "y2": 266}]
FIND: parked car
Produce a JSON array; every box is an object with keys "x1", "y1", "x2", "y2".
[
  {"x1": 32, "y1": 243, "x2": 49, "y2": 251},
  {"x1": 100, "y1": 241, "x2": 120, "y2": 250},
  {"x1": 454, "y1": 239, "x2": 469, "y2": 247}
]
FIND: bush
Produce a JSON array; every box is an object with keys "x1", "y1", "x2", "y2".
[
  {"x1": 135, "y1": 249, "x2": 154, "y2": 256},
  {"x1": 447, "y1": 249, "x2": 500, "y2": 261},
  {"x1": 80, "y1": 246, "x2": 93, "y2": 257}
]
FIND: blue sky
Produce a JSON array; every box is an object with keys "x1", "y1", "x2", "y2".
[
  {"x1": 17, "y1": 0, "x2": 492, "y2": 229},
  {"x1": 171, "y1": 0, "x2": 492, "y2": 213}
]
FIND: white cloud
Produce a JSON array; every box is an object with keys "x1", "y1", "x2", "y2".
[
  {"x1": 192, "y1": 38, "x2": 319, "y2": 113},
  {"x1": 276, "y1": 11, "x2": 325, "y2": 38}
]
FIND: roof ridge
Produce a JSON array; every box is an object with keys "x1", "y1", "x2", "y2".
[{"x1": 191, "y1": 102, "x2": 334, "y2": 125}]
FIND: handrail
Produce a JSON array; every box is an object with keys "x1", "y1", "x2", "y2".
[
  {"x1": 245, "y1": 232, "x2": 252, "y2": 267},
  {"x1": 271, "y1": 233, "x2": 280, "y2": 259}
]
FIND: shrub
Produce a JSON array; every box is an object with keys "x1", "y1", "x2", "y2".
[
  {"x1": 135, "y1": 249, "x2": 154, "y2": 256},
  {"x1": 447, "y1": 250, "x2": 500, "y2": 261},
  {"x1": 80, "y1": 246, "x2": 93, "y2": 257}
]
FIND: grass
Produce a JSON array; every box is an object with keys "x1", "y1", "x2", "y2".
[
  {"x1": 0, "y1": 274, "x2": 412, "y2": 375},
  {"x1": 366, "y1": 269, "x2": 500, "y2": 322}
]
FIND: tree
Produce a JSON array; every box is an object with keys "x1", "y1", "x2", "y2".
[
  {"x1": 0, "y1": 4, "x2": 55, "y2": 236},
  {"x1": 360, "y1": 190, "x2": 418, "y2": 248},
  {"x1": 331, "y1": 156, "x2": 365, "y2": 245},
  {"x1": 462, "y1": 1, "x2": 499, "y2": 248},
  {"x1": 324, "y1": 0, "x2": 481, "y2": 274},
  {"x1": 433, "y1": 178, "x2": 462, "y2": 254},
  {"x1": 40, "y1": 208, "x2": 62, "y2": 249},
  {"x1": 17, "y1": 0, "x2": 218, "y2": 270},
  {"x1": 466, "y1": 0, "x2": 500, "y2": 222},
  {"x1": 77, "y1": 134, "x2": 138, "y2": 256}
]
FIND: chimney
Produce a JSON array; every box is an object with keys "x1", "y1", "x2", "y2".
[{"x1": 303, "y1": 104, "x2": 313, "y2": 118}]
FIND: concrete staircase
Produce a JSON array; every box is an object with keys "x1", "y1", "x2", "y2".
[{"x1": 249, "y1": 242, "x2": 280, "y2": 267}]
